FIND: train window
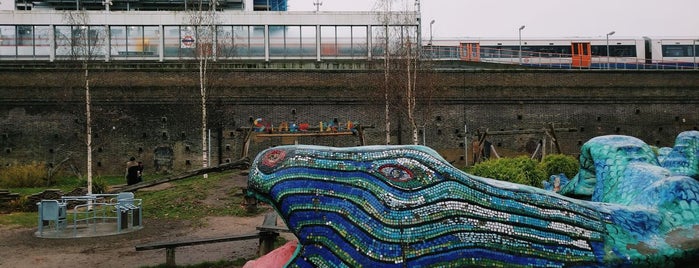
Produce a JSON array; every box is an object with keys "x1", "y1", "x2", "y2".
[
  {"x1": 591, "y1": 45, "x2": 637, "y2": 57},
  {"x1": 662, "y1": 45, "x2": 693, "y2": 57}
]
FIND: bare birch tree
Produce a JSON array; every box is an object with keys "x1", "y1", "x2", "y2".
[
  {"x1": 374, "y1": 0, "x2": 423, "y2": 145},
  {"x1": 187, "y1": 0, "x2": 218, "y2": 177},
  {"x1": 60, "y1": 11, "x2": 106, "y2": 194}
]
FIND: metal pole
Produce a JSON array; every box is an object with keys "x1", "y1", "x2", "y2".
[
  {"x1": 416, "y1": 0, "x2": 422, "y2": 51},
  {"x1": 606, "y1": 31, "x2": 615, "y2": 69},
  {"x1": 464, "y1": 125, "x2": 468, "y2": 167},
  {"x1": 518, "y1": 25, "x2": 525, "y2": 65},
  {"x1": 429, "y1": 19, "x2": 434, "y2": 45},
  {"x1": 692, "y1": 39, "x2": 696, "y2": 69}
]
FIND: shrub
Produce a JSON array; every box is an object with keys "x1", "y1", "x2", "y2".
[
  {"x1": 469, "y1": 156, "x2": 546, "y2": 187},
  {"x1": 539, "y1": 154, "x2": 579, "y2": 179},
  {"x1": 0, "y1": 162, "x2": 47, "y2": 188},
  {"x1": 79, "y1": 177, "x2": 108, "y2": 194}
]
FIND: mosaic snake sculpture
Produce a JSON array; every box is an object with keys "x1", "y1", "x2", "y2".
[{"x1": 247, "y1": 131, "x2": 699, "y2": 267}]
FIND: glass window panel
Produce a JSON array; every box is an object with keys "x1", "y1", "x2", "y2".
[
  {"x1": 387, "y1": 26, "x2": 403, "y2": 56},
  {"x1": 163, "y1": 26, "x2": 180, "y2": 57},
  {"x1": 286, "y1": 26, "x2": 302, "y2": 57},
  {"x1": 54, "y1": 25, "x2": 73, "y2": 57},
  {"x1": 320, "y1": 26, "x2": 337, "y2": 57},
  {"x1": 143, "y1": 26, "x2": 159, "y2": 57},
  {"x1": 88, "y1": 26, "x2": 107, "y2": 57},
  {"x1": 269, "y1": 25, "x2": 286, "y2": 57},
  {"x1": 232, "y1": 25, "x2": 250, "y2": 57},
  {"x1": 0, "y1": 26, "x2": 16, "y2": 57},
  {"x1": 371, "y1": 25, "x2": 386, "y2": 57},
  {"x1": 17, "y1": 25, "x2": 34, "y2": 47},
  {"x1": 249, "y1": 26, "x2": 265, "y2": 57},
  {"x1": 71, "y1": 26, "x2": 91, "y2": 57},
  {"x1": 351, "y1": 26, "x2": 368, "y2": 57},
  {"x1": 400, "y1": 26, "x2": 418, "y2": 57},
  {"x1": 196, "y1": 25, "x2": 215, "y2": 58},
  {"x1": 34, "y1": 26, "x2": 51, "y2": 57},
  {"x1": 336, "y1": 26, "x2": 351, "y2": 56},
  {"x1": 282, "y1": 26, "x2": 302, "y2": 57},
  {"x1": 300, "y1": 26, "x2": 316, "y2": 57},
  {"x1": 126, "y1": 26, "x2": 142, "y2": 57},
  {"x1": 662, "y1": 45, "x2": 692, "y2": 57},
  {"x1": 216, "y1": 25, "x2": 234, "y2": 57},
  {"x1": 110, "y1": 26, "x2": 126, "y2": 57}
]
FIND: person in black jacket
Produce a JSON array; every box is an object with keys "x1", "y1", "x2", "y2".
[{"x1": 126, "y1": 157, "x2": 139, "y2": 185}]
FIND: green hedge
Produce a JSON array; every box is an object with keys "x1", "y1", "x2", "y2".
[
  {"x1": 468, "y1": 154, "x2": 578, "y2": 187},
  {"x1": 0, "y1": 162, "x2": 47, "y2": 188}
]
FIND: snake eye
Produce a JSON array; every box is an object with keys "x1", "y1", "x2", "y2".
[
  {"x1": 262, "y1": 149, "x2": 287, "y2": 168},
  {"x1": 378, "y1": 164, "x2": 414, "y2": 182}
]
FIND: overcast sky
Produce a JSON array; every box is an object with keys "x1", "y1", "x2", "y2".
[{"x1": 289, "y1": 0, "x2": 699, "y2": 39}]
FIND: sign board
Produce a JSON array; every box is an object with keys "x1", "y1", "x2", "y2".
[{"x1": 180, "y1": 30, "x2": 196, "y2": 48}]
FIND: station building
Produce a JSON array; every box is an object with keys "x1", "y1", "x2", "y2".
[{"x1": 0, "y1": 0, "x2": 420, "y2": 62}]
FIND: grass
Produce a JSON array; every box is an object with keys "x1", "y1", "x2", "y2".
[
  {"x1": 138, "y1": 171, "x2": 263, "y2": 226},
  {"x1": 0, "y1": 212, "x2": 37, "y2": 227},
  {"x1": 1, "y1": 169, "x2": 287, "y2": 267},
  {"x1": 1, "y1": 170, "x2": 264, "y2": 228}
]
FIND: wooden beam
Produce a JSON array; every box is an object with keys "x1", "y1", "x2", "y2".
[
  {"x1": 135, "y1": 233, "x2": 262, "y2": 251},
  {"x1": 485, "y1": 128, "x2": 577, "y2": 136},
  {"x1": 109, "y1": 158, "x2": 250, "y2": 194}
]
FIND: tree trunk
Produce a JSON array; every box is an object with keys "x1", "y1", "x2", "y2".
[
  {"x1": 200, "y1": 37, "x2": 209, "y2": 178},
  {"x1": 85, "y1": 67, "x2": 92, "y2": 195}
]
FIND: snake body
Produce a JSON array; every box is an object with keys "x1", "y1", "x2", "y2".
[{"x1": 248, "y1": 131, "x2": 699, "y2": 267}]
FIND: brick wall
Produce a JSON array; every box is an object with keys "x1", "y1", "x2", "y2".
[{"x1": 1, "y1": 68, "x2": 697, "y2": 175}]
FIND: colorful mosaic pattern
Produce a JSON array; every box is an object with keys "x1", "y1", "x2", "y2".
[{"x1": 247, "y1": 131, "x2": 699, "y2": 267}]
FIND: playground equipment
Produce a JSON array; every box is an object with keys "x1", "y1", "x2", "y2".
[{"x1": 36, "y1": 192, "x2": 143, "y2": 238}]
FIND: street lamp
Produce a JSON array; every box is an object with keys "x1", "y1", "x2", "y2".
[
  {"x1": 518, "y1": 25, "x2": 525, "y2": 64},
  {"x1": 606, "y1": 31, "x2": 615, "y2": 69},
  {"x1": 313, "y1": 0, "x2": 322, "y2": 12},
  {"x1": 103, "y1": 0, "x2": 111, "y2": 12},
  {"x1": 693, "y1": 39, "x2": 697, "y2": 70},
  {"x1": 429, "y1": 19, "x2": 435, "y2": 45}
]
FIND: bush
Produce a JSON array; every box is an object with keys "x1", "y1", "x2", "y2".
[
  {"x1": 468, "y1": 154, "x2": 579, "y2": 187},
  {"x1": 0, "y1": 162, "x2": 47, "y2": 188},
  {"x1": 539, "y1": 154, "x2": 579, "y2": 179},
  {"x1": 76, "y1": 177, "x2": 108, "y2": 194},
  {"x1": 469, "y1": 156, "x2": 545, "y2": 187}
]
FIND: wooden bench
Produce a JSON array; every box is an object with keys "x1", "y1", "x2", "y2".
[{"x1": 135, "y1": 212, "x2": 288, "y2": 267}]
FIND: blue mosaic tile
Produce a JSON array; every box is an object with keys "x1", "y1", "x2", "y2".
[{"x1": 248, "y1": 131, "x2": 699, "y2": 267}]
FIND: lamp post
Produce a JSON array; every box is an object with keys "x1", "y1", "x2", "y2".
[
  {"x1": 693, "y1": 39, "x2": 697, "y2": 70},
  {"x1": 429, "y1": 19, "x2": 435, "y2": 45},
  {"x1": 606, "y1": 31, "x2": 615, "y2": 69},
  {"x1": 103, "y1": 0, "x2": 111, "y2": 11},
  {"x1": 518, "y1": 25, "x2": 525, "y2": 64}
]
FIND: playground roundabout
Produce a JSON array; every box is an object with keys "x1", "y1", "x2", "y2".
[{"x1": 0, "y1": 174, "x2": 293, "y2": 268}]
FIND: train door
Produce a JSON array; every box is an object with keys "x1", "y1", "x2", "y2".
[
  {"x1": 643, "y1": 38, "x2": 653, "y2": 64},
  {"x1": 459, "y1": 43, "x2": 480, "y2": 62},
  {"x1": 571, "y1": 42, "x2": 591, "y2": 68}
]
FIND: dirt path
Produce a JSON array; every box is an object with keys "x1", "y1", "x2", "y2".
[{"x1": 0, "y1": 174, "x2": 294, "y2": 268}]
